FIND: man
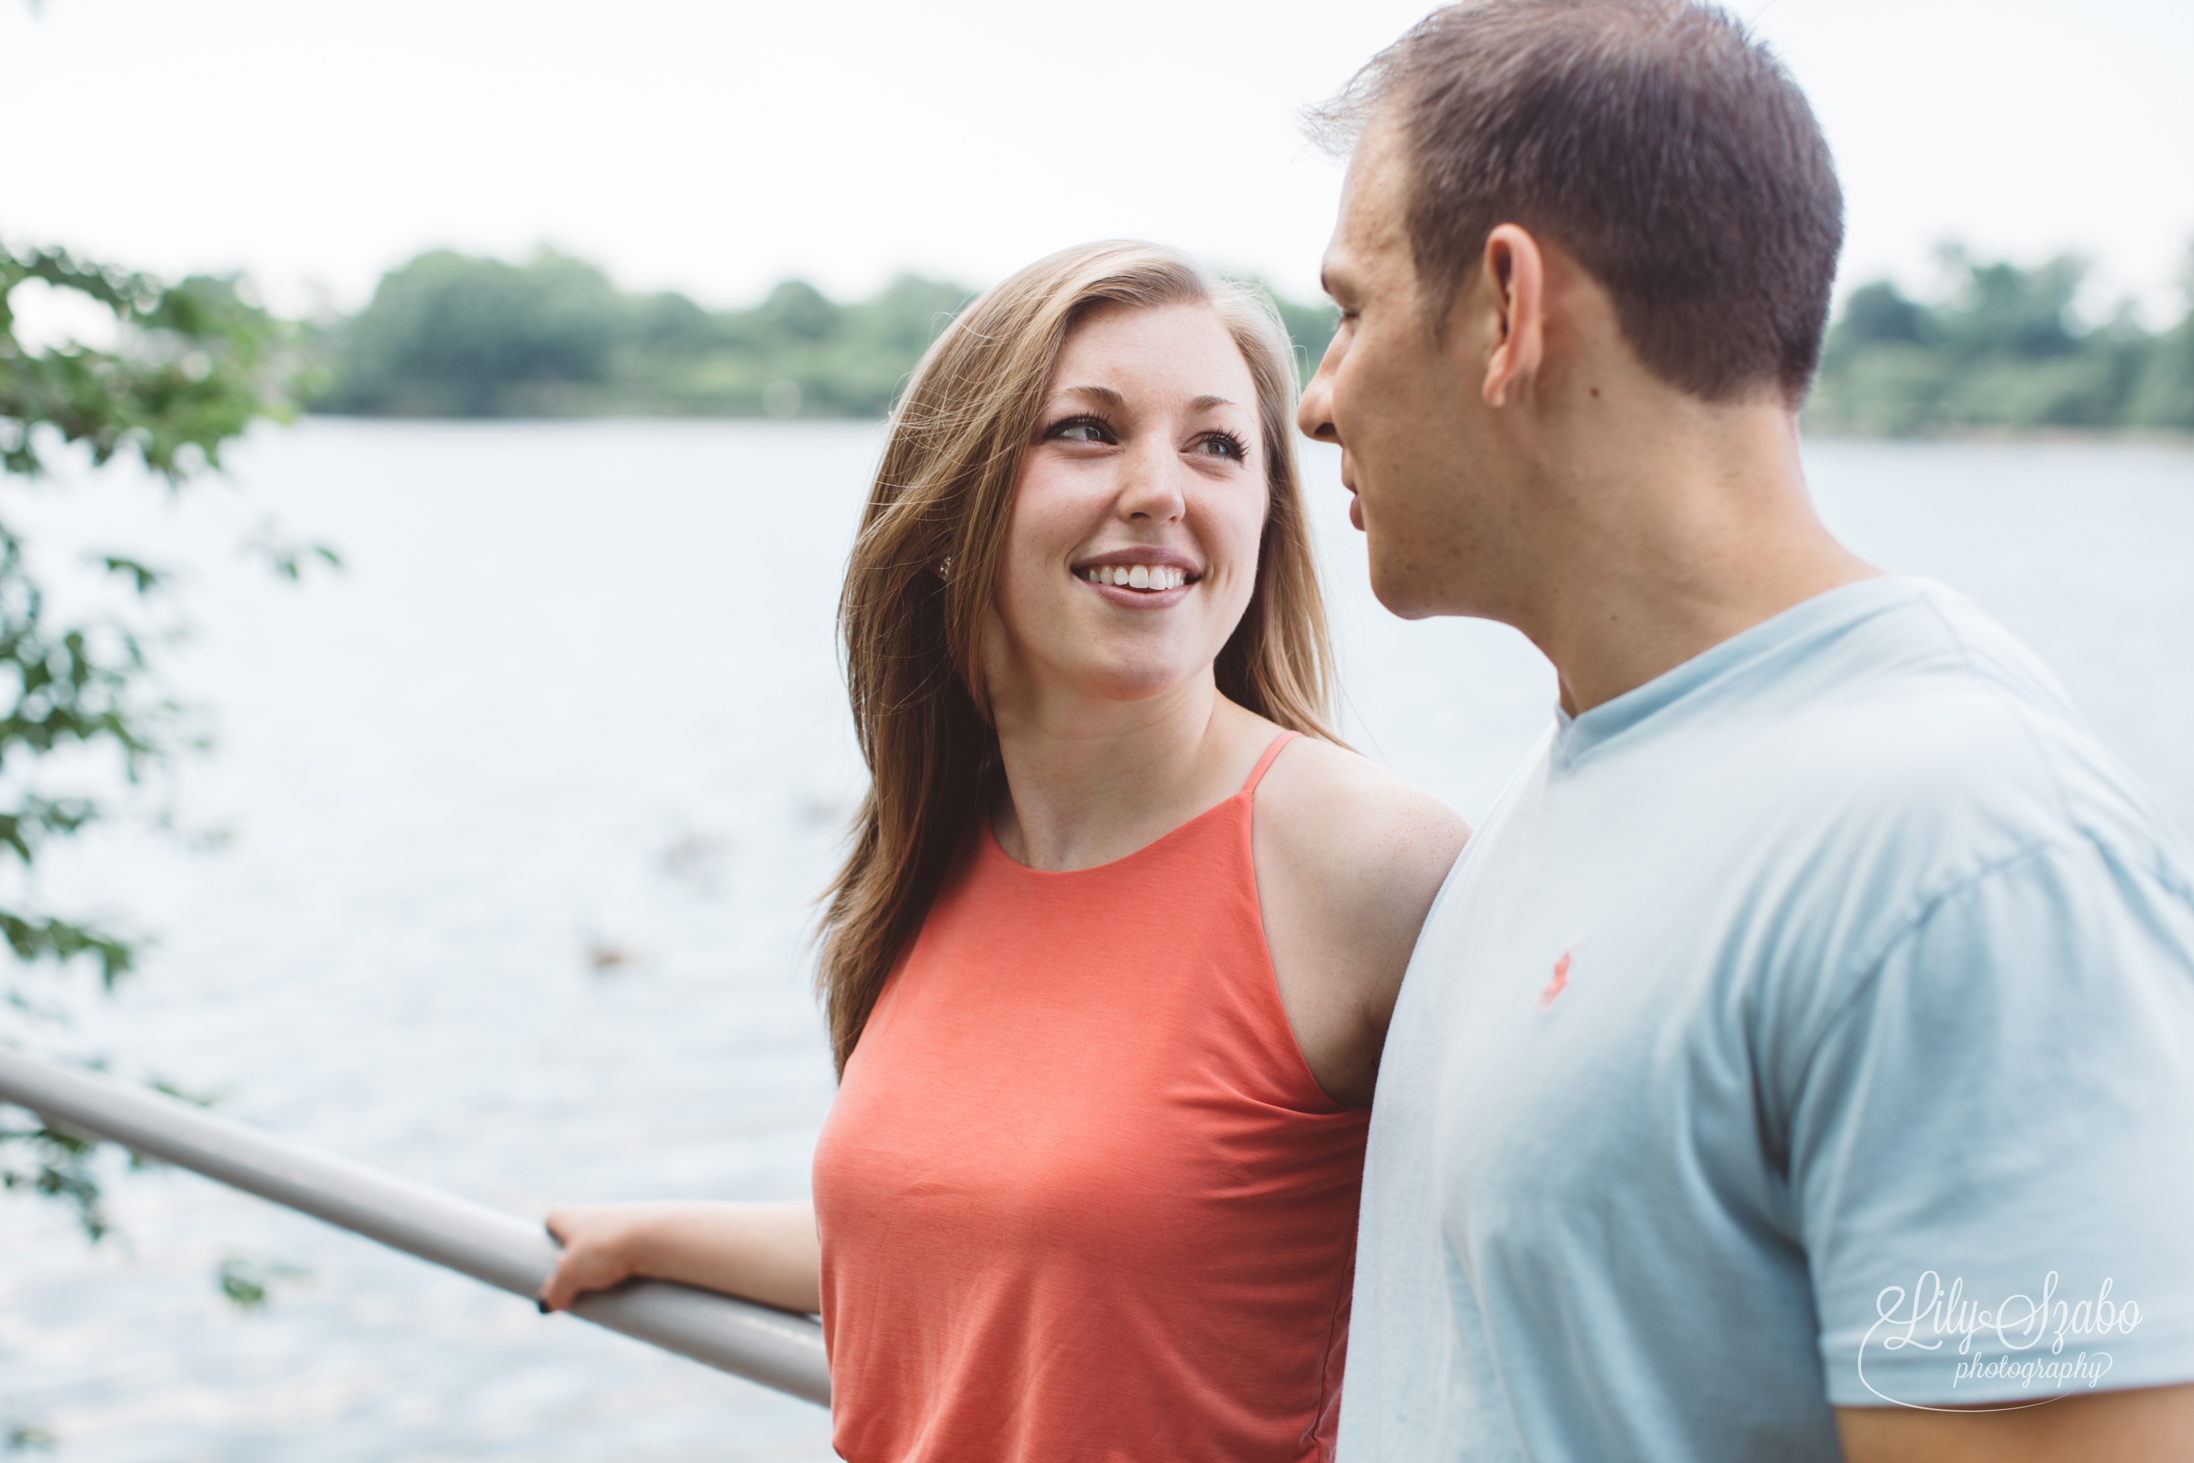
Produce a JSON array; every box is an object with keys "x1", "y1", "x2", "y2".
[{"x1": 1296, "y1": 3, "x2": 2194, "y2": 1460}]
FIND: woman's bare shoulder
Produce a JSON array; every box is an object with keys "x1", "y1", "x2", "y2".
[
  {"x1": 1254, "y1": 734, "x2": 1469, "y2": 966},
  {"x1": 1258, "y1": 735, "x2": 1470, "y2": 874},
  {"x1": 1250, "y1": 734, "x2": 1469, "y2": 1106}
]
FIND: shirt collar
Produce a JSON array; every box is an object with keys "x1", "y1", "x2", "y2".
[{"x1": 1551, "y1": 575, "x2": 1932, "y2": 770}]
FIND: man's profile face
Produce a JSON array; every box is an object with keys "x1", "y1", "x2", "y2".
[{"x1": 1297, "y1": 117, "x2": 1500, "y2": 621}]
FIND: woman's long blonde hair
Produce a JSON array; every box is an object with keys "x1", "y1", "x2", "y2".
[{"x1": 817, "y1": 240, "x2": 1341, "y2": 1076}]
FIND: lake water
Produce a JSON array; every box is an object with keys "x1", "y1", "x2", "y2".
[{"x1": 2, "y1": 422, "x2": 2190, "y2": 1460}]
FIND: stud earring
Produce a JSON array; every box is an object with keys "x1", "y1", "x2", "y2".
[{"x1": 936, "y1": 555, "x2": 952, "y2": 582}]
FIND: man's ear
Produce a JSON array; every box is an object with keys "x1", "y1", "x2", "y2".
[{"x1": 1478, "y1": 223, "x2": 1546, "y2": 409}]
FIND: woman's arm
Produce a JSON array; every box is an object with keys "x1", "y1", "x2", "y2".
[
  {"x1": 1838, "y1": 1383, "x2": 2194, "y2": 1463},
  {"x1": 1252, "y1": 733, "x2": 1470, "y2": 1108},
  {"x1": 538, "y1": 1200, "x2": 821, "y2": 1315}
]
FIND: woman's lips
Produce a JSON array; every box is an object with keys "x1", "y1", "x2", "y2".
[
  {"x1": 1070, "y1": 548, "x2": 1202, "y2": 606},
  {"x1": 1073, "y1": 559, "x2": 1197, "y2": 607},
  {"x1": 1078, "y1": 563, "x2": 1189, "y2": 591}
]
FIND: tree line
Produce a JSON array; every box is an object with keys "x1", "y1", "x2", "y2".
[
  {"x1": 309, "y1": 244, "x2": 2194, "y2": 436},
  {"x1": 305, "y1": 249, "x2": 1345, "y2": 420},
  {"x1": 308, "y1": 249, "x2": 1339, "y2": 421},
  {"x1": 1806, "y1": 247, "x2": 2194, "y2": 435}
]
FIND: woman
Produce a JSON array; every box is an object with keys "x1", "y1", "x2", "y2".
[{"x1": 540, "y1": 241, "x2": 1466, "y2": 1462}]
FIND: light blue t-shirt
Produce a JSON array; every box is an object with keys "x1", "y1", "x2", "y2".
[{"x1": 1340, "y1": 577, "x2": 2194, "y2": 1462}]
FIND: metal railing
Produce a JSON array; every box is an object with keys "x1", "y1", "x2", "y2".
[{"x1": 0, "y1": 1047, "x2": 831, "y2": 1408}]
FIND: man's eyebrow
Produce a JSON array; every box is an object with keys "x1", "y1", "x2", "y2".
[{"x1": 1320, "y1": 260, "x2": 1360, "y2": 304}]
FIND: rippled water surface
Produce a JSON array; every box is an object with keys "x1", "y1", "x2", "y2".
[{"x1": 2, "y1": 423, "x2": 2189, "y2": 1459}]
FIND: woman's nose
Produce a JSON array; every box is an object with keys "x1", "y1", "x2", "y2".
[{"x1": 1118, "y1": 441, "x2": 1187, "y2": 521}]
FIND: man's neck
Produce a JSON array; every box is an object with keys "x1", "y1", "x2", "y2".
[{"x1": 1511, "y1": 401, "x2": 1878, "y2": 717}]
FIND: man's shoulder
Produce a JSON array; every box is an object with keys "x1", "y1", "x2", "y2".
[
  {"x1": 1700, "y1": 581, "x2": 2194, "y2": 969},
  {"x1": 1788, "y1": 581, "x2": 2167, "y2": 855}
]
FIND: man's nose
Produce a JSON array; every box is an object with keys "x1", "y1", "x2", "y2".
[{"x1": 1298, "y1": 350, "x2": 1341, "y2": 446}]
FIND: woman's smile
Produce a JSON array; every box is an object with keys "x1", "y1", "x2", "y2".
[
  {"x1": 1079, "y1": 563, "x2": 1190, "y2": 591},
  {"x1": 1073, "y1": 547, "x2": 1203, "y2": 604}
]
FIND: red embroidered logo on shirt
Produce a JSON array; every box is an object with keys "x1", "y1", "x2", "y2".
[{"x1": 1539, "y1": 951, "x2": 1573, "y2": 1010}]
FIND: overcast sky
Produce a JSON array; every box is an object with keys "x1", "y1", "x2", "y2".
[{"x1": 3, "y1": 0, "x2": 2189, "y2": 321}]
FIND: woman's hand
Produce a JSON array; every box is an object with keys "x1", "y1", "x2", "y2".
[
  {"x1": 536, "y1": 1200, "x2": 823, "y2": 1316},
  {"x1": 539, "y1": 1202, "x2": 654, "y2": 1312}
]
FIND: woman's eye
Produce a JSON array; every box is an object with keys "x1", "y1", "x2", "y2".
[
  {"x1": 1196, "y1": 434, "x2": 1247, "y2": 459},
  {"x1": 1048, "y1": 416, "x2": 1113, "y2": 444}
]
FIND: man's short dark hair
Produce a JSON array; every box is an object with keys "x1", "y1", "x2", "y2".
[{"x1": 1309, "y1": 0, "x2": 1843, "y2": 405}]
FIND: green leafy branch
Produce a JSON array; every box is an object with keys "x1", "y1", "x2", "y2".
[
  {"x1": 0, "y1": 246, "x2": 295, "y2": 483},
  {"x1": 1, "y1": 240, "x2": 305, "y2": 1252}
]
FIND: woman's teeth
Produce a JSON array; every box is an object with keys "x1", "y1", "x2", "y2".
[{"x1": 1082, "y1": 564, "x2": 1189, "y2": 591}]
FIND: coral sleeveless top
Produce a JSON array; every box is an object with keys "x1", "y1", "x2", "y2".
[{"x1": 812, "y1": 733, "x2": 1370, "y2": 1463}]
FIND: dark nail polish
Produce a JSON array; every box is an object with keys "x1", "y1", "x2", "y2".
[{"x1": 537, "y1": 1298, "x2": 551, "y2": 1314}]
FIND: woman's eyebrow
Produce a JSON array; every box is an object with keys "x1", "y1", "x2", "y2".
[
  {"x1": 1055, "y1": 384, "x2": 1128, "y2": 411},
  {"x1": 1053, "y1": 386, "x2": 1239, "y2": 412}
]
